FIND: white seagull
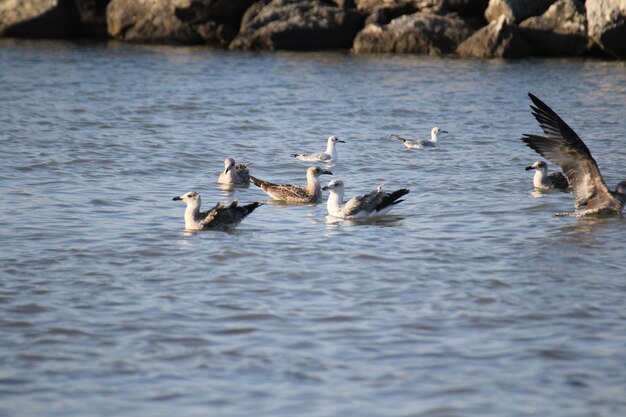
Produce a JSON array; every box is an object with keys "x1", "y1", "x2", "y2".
[
  {"x1": 291, "y1": 135, "x2": 345, "y2": 162},
  {"x1": 250, "y1": 166, "x2": 333, "y2": 203},
  {"x1": 322, "y1": 179, "x2": 409, "y2": 219},
  {"x1": 390, "y1": 127, "x2": 448, "y2": 149},
  {"x1": 173, "y1": 191, "x2": 262, "y2": 230},
  {"x1": 217, "y1": 157, "x2": 250, "y2": 186},
  {"x1": 525, "y1": 160, "x2": 569, "y2": 190},
  {"x1": 521, "y1": 92, "x2": 626, "y2": 217}
]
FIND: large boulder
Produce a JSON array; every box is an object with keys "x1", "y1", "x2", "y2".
[
  {"x1": 0, "y1": 0, "x2": 77, "y2": 38},
  {"x1": 107, "y1": 0, "x2": 200, "y2": 43},
  {"x1": 485, "y1": 0, "x2": 555, "y2": 23},
  {"x1": 587, "y1": 0, "x2": 626, "y2": 58},
  {"x1": 456, "y1": 14, "x2": 531, "y2": 57},
  {"x1": 519, "y1": 0, "x2": 589, "y2": 56},
  {"x1": 353, "y1": 12, "x2": 474, "y2": 54},
  {"x1": 229, "y1": 0, "x2": 364, "y2": 50}
]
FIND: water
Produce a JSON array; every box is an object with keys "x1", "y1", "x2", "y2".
[{"x1": 1, "y1": 39, "x2": 626, "y2": 417}]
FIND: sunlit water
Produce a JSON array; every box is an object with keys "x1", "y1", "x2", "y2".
[{"x1": 1, "y1": 39, "x2": 626, "y2": 417}]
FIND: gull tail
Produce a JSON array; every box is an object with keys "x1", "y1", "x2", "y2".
[
  {"x1": 389, "y1": 134, "x2": 407, "y2": 143},
  {"x1": 290, "y1": 153, "x2": 301, "y2": 158},
  {"x1": 250, "y1": 175, "x2": 265, "y2": 188},
  {"x1": 376, "y1": 189, "x2": 410, "y2": 212}
]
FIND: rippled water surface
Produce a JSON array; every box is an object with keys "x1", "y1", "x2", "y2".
[{"x1": 1, "y1": 39, "x2": 626, "y2": 417}]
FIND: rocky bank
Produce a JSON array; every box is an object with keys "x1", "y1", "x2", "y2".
[{"x1": 1, "y1": 0, "x2": 625, "y2": 59}]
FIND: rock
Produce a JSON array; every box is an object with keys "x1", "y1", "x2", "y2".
[
  {"x1": 456, "y1": 14, "x2": 531, "y2": 57},
  {"x1": 485, "y1": 0, "x2": 555, "y2": 23},
  {"x1": 73, "y1": 0, "x2": 110, "y2": 38},
  {"x1": 353, "y1": 12, "x2": 474, "y2": 55},
  {"x1": 107, "y1": 0, "x2": 200, "y2": 44},
  {"x1": 229, "y1": 0, "x2": 364, "y2": 50},
  {"x1": 0, "y1": 0, "x2": 77, "y2": 38},
  {"x1": 587, "y1": 0, "x2": 626, "y2": 58},
  {"x1": 355, "y1": 0, "x2": 421, "y2": 15},
  {"x1": 519, "y1": 0, "x2": 589, "y2": 56}
]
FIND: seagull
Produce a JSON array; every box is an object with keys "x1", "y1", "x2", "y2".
[
  {"x1": 521, "y1": 92, "x2": 626, "y2": 217},
  {"x1": 390, "y1": 127, "x2": 448, "y2": 149},
  {"x1": 322, "y1": 179, "x2": 409, "y2": 219},
  {"x1": 290, "y1": 135, "x2": 345, "y2": 162},
  {"x1": 173, "y1": 191, "x2": 262, "y2": 230},
  {"x1": 217, "y1": 158, "x2": 250, "y2": 185},
  {"x1": 250, "y1": 166, "x2": 332, "y2": 203},
  {"x1": 525, "y1": 160, "x2": 569, "y2": 190}
]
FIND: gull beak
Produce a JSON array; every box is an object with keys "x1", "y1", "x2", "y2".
[
  {"x1": 337, "y1": 139, "x2": 346, "y2": 143},
  {"x1": 441, "y1": 130, "x2": 448, "y2": 134},
  {"x1": 525, "y1": 166, "x2": 534, "y2": 171},
  {"x1": 322, "y1": 170, "x2": 333, "y2": 175},
  {"x1": 173, "y1": 196, "x2": 182, "y2": 201},
  {"x1": 322, "y1": 186, "x2": 329, "y2": 191},
  {"x1": 224, "y1": 164, "x2": 233, "y2": 175}
]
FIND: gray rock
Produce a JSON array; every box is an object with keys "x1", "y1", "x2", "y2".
[
  {"x1": 0, "y1": 0, "x2": 77, "y2": 38},
  {"x1": 229, "y1": 0, "x2": 364, "y2": 50},
  {"x1": 485, "y1": 0, "x2": 555, "y2": 23},
  {"x1": 457, "y1": 14, "x2": 531, "y2": 57},
  {"x1": 587, "y1": 0, "x2": 626, "y2": 58},
  {"x1": 107, "y1": 0, "x2": 200, "y2": 44},
  {"x1": 353, "y1": 12, "x2": 474, "y2": 55},
  {"x1": 519, "y1": 0, "x2": 589, "y2": 56}
]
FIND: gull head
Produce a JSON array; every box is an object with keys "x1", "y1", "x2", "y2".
[
  {"x1": 173, "y1": 191, "x2": 200, "y2": 205},
  {"x1": 328, "y1": 135, "x2": 346, "y2": 144},
  {"x1": 615, "y1": 181, "x2": 626, "y2": 197},
  {"x1": 223, "y1": 158, "x2": 235, "y2": 174},
  {"x1": 322, "y1": 179, "x2": 345, "y2": 192},
  {"x1": 526, "y1": 160, "x2": 547, "y2": 172},
  {"x1": 308, "y1": 166, "x2": 333, "y2": 178},
  {"x1": 432, "y1": 127, "x2": 448, "y2": 135}
]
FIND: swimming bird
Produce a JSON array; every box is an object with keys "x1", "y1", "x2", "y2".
[
  {"x1": 525, "y1": 160, "x2": 569, "y2": 190},
  {"x1": 290, "y1": 135, "x2": 345, "y2": 162},
  {"x1": 390, "y1": 127, "x2": 448, "y2": 149},
  {"x1": 521, "y1": 92, "x2": 626, "y2": 217},
  {"x1": 250, "y1": 166, "x2": 333, "y2": 203},
  {"x1": 322, "y1": 179, "x2": 409, "y2": 219},
  {"x1": 217, "y1": 157, "x2": 250, "y2": 185},
  {"x1": 173, "y1": 191, "x2": 262, "y2": 230}
]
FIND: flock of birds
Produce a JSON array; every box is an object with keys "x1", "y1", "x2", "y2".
[{"x1": 173, "y1": 93, "x2": 626, "y2": 230}]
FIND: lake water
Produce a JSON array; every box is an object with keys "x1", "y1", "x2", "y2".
[{"x1": 1, "y1": 39, "x2": 625, "y2": 417}]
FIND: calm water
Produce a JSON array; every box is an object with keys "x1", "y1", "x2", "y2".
[{"x1": 1, "y1": 39, "x2": 626, "y2": 417}]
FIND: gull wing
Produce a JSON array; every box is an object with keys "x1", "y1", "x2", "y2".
[{"x1": 521, "y1": 93, "x2": 616, "y2": 209}]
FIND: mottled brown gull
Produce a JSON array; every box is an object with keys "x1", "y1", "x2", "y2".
[
  {"x1": 322, "y1": 179, "x2": 409, "y2": 219},
  {"x1": 390, "y1": 127, "x2": 448, "y2": 149},
  {"x1": 250, "y1": 166, "x2": 332, "y2": 203},
  {"x1": 217, "y1": 158, "x2": 250, "y2": 186},
  {"x1": 173, "y1": 192, "x2": 262, "y2": 230},
  {"x1": 522, "y1": 92, "x2": 626, "y2": 217},
  {"x1": 290, "y1": 135, "x2": 345, "y2": 162},
  {"x1": 525, "y1": 160, "x2": 569, "y2": 190}
]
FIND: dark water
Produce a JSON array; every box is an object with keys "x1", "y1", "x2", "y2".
[{"x1": 1, "y1": 39, "x2": 626, "y2": 417}]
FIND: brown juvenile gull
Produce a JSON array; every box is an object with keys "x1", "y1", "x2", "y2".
[
  {"x1": 250, "y1": 166, "x2": 333, "y2": 203},
  {"x1": 521, "y1": 92, "x2": 626, "y2": 217},
  {"x1": 217, "y1": 157, "x2": 250, "y2": 186},
  {"x1": 322, "y1": 179, "x2": 409, "y2": 219},
  {"x1": 390, "y1": 127, "x2": 448, "y2": 149},
  {"x1": 525, "y1": 160, "x2": 569, "y2": 190},
  {"x1": 290, "y1": 135, "x2": 345, "y2": 162},
  {"x1": 173, "y1": 191, "x2": 262, "y2": 230}
]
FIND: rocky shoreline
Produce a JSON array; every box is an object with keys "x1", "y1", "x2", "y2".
[{"x1": 1, "y1": 0, "x2": 624, "y2": 59}]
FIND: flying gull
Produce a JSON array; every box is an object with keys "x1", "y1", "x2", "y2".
[
  {"x1": 291, "y1": 135, "x2": 345, "y2": 162},
  {"x1": 250, "y1": 166, "x2": 332, "y2": 203},
  {"x1": 525, "y1": 160, "x2": 569, "y2": 190},
  {"x1": 521, "y1": 93, "x2": 626, "y2": 216},
  {"x1": 390, "y1": 127, "x2": 448, "y2": 149},
  {"x1": 173, "y1": 191, "x2": 262, "y2": 230},
  {"x1": 322, "y1": 179, "x2": 409, "y2": 219},
  {"x1": 218, "y1": 157, "x2": 250, "y2": 186}
]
